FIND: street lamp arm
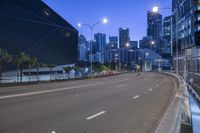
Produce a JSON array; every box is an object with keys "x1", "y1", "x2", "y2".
[
  {"x1": 91, "y1": 21, "x2": 103, "y2": 30},
  {"x1": 81, "y1": 24, "x2": 92, "y2": 30},
  {"x1": 159, "y1": 7, "x2": 172, "y2": 10}
]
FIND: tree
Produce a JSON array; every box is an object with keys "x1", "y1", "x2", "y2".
[
  {"x1": 13, "y1": 52, "x2": 30, "y2": 82},
  {"x1": 73, "y1": 66, "x2": 80, "y2": 78},
  {"x1": 0, "y1": 48, "x2": 12, "y2": 83},
  {"x1": 64, "y1": 66, "x2": 72, "y2": 79},
  {"x1": 98, "y1": 64, "x2": 109, "y2": 72}
]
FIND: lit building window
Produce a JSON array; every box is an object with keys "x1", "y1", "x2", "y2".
[
  {"x1": 197, "y1": 25, "x2": 200, "y2": 31},
  {"x1": 197, "y1": 5, "x2": 200, "y2": 11},
  {"x1": 197, "y1": 15, "x2": 200, "y2": 21}
]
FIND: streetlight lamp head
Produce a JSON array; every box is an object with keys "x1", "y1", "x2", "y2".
[
  {"x1": 102, "y1": 18, "x2": 108, "y2": 24},
  {"x1": 126, "y1": 43, "x2": 130, "y2": 47},
  {"x1": 152, "y1": 6, "x2": 159, "y2": 13},
  {"x1": 151, "y1": 41, "x2": 155, "y2": 45},
  {"x1": 78, "y1": 23, "x2": 82, "y2": 27}
]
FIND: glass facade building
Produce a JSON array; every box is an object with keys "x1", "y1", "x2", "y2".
[{"x1": 172, "y1": 0, "x2": 200, "y2": 95}]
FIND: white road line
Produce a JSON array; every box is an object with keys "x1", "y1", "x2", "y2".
[
  {"x1": 117, "y1": 84, "x2": 128, "y2": 88},
  {"x1": 133, "y1": 95, "x2": 140, "y2": 99},
  {"x1": 114, "y1": 78, "x2": 132, "y2": 83},
  {"x1": 144, "y1": 88, "x2": 152, "y2": 94},
  {"x1": 156, "y1": 84, "x2": 160, "y2": 87},
  {"x1": 86, "y1": 111, "x2": 106, "y2": 120},
  {"x1": 0, "y1": 82, "x2": 105, "y2": 100},
  {"x1": 51, "y1": 131, "x2": 56, "y2": 133}
]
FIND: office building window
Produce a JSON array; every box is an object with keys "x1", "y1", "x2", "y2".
[
  {"x1": 197, "y1": 25, "x2": 200, "y2": 31},
  {"x1": 197, "y1": 5, "x2": 200, "y2": 10}
]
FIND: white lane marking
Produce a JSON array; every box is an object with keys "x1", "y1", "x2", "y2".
[
  {"x1": 76, "y1": 94, "x2": 80, "y2": 97},
  {"x1": 0, "y1": 82, "x2": 105, "y2": 100},
  {"x1": 144, "y1": 88, "x2": 152, "y2": 94},
  {"x1": 114, "y1": 78, "x2": 132, "y2": 83},
  {"x1": 117, "y1": 84, "x2": 128, "y2": 88},
  {"x1": 51, "y1": 131, "x2": 56, "y2": 133},
  {"x1": 86, "y1": 111, "x2": 106, "y2": 120},
  {"x1": 161, "y1": 81, "x2": 164, "y2": 84},
  {"x1": 133, "y1": 95, "x2": 140, "y2": 99},
  {"x1": 156, "y1": 84, "x2": 160, "y2": 87}
]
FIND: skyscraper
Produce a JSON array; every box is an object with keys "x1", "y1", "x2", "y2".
[
  {"x1": 147, "y1": 11, "x2": 162, "y2": 38},
  {"x1": 119, "y1": 28, "x2": 130, "y2": 48},
  {"x1": 94, "y1": 33, "x2": 106, "y2": 63},
  {"x1": 78, "y1": 35, "x2": 87, "y2": 61},
  {"x1": 147, "y1": 11, "x2": 162, "y2": 53},
  {"x1": 94, "y1": 33, "x2": 106, "y2": 53},
  {"x1": 163, "y1": 16, "x2": 172, "y2": 54}
]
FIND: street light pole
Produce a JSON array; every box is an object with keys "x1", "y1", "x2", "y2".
[
  {"x1": 152, "y1": 6, "x2": 179, "y2": 75},
  {"x1": 78, "y1": 18, "x2": 108, "y2": 77}
]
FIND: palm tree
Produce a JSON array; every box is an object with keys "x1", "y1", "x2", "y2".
[
  {"x1": 13, "y1": 52, "x2": 30, "y2": 82},
  {"x1": 64, "y1": 66, "x2": 72, "y2": 79},
  {"x1": 0, "y1": 48, "x2": 12, "y2": 83},
  {"x1": 47, "y1": 64, "x2": 55, "y2": 81}
]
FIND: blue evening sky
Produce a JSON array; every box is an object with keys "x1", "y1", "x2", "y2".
[{"x1": 43, "y1": 0, "x2": 171, "y2": 42}]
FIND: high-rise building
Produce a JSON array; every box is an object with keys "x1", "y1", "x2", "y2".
[
  {"x1": 105, "y1": 43, "x2": 118, "y2": 63},
  {"x1": 147, "y1": 11, "x2": 162, "y2": 38},
  {"x1": 163, "y1": 16, "x2": 172, "y2": 54},
  {"x1": 94, "y1": 33, "x2": 106, "y2": 63},
  {"x1": 119, "y1": 28, "x2": 130, "y2": 48},
  {"x1": 109, "y1": 36, "x2": 118, "y2": 44},
  {"x1": 78, "y1": 35, "x2": 87, "y2": 61},
  {"x1": 172, "y1": 0, "x2": 200, "y2": 96},
  {"x1": 147, "y1": 11, "x2": 162, "y2": 53},
  {"x1": 94, "y1": 33, "x2": 106, "y2": 53},
  {"x1": 130, "y1": 41, "x2": 138, "y2": 50},
  {"x1": 139, "y1": 36, "x2": 154, "y2": 50}
]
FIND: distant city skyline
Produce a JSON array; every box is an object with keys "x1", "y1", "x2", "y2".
[{"x1": 43, "y1": 0, "x2": 171, "y2": 42}]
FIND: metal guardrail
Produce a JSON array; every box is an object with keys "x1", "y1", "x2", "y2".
[
  {"x1": 155, "y1": 72, "x2": 191, "y2": 133},
  {"x1": 188, "y1": 84, "x2": 200, "y2": 133}
]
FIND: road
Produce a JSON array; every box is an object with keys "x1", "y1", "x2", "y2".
[{"x1": 0, "y1": 72, "x2": 178, "y2": 133}]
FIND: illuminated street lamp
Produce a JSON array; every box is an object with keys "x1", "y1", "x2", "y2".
[
  {"x1": 152, "y1": 6, "x2": 159, "y2": 13},
  {"x1": 78, "y1": 18, "x2": 108, "y2": 77},
  {"x1": 125, "y1": 43, "x2": 130, "y2": 47},
  {"x1": 151, "y1": 41, "x2": 155, "y2": 45},
  {"x1": 151, "y1": 5, "x2": 179, "y2": 76}
]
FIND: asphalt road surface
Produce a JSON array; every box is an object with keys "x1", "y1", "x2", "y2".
[{"x1": 0, "y1": 72, "x2": 178, "y2": 133}]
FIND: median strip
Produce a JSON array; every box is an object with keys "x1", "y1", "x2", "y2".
[{"x1": 86, "y1": 111, "x2": 106, "y2": 120}]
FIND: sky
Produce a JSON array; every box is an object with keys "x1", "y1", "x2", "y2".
[{"x1": 43, "y1": 0, "x2": 171, "y2": 42}]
